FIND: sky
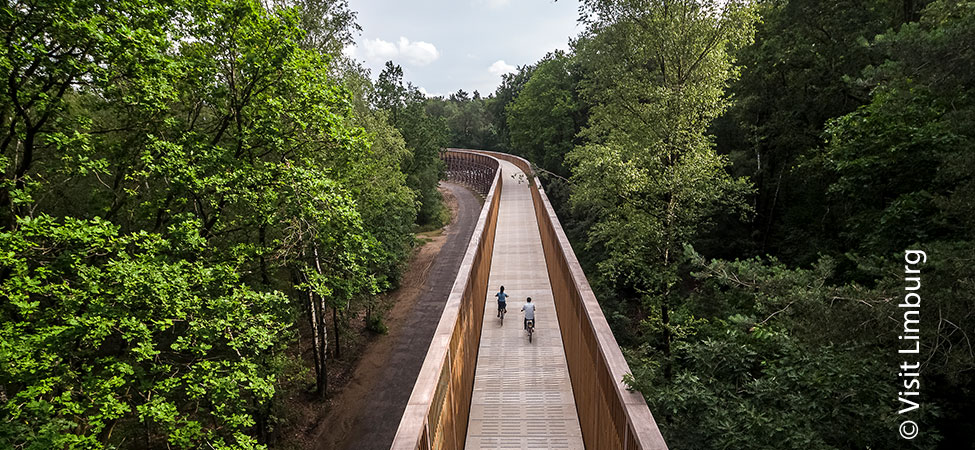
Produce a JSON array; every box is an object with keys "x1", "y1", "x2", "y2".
[{"x1": 343, "y1": 0, "x2": 582, "y2": 97}]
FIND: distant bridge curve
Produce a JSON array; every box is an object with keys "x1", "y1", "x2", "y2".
[{"x1": 392, "y1": 149, "x2": 668, "y2": 450}]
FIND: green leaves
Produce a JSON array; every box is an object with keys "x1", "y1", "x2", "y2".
[
  {"x1": 823, "y1": 0, "x2": 975, "y2": 254},
  {"x1": 1, "y1": 0, "x2": 420, "y2": 447},
  {"x1": 506, "y1": 51, "x2": 585, "y2": 177},
  {"x1": 625, "y1": 249, "x2": 935, "y2": 449},
  {"x1": 373, "y1": 61, "x2": 447, "y2": 228},
  {"x1": 0, "y1": 215, "x2": 290, "y2": 449},
  {"x1": 570, "y1": 0, "x2": 758, "y2": 295}
]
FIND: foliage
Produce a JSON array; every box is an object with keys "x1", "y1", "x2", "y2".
[
  {"x1": 818, "y1": 2, "x2": 975, "y2": 443},
  {"x1": 824, "y1": 0, "x2": 975, "y2": 255},
  {"x1": 426, "y1": 89, "x2": 501, "y2": 151},
  {"x1": 279, "y1": 0, "x2": 361, "y2": 54},
  {"x1": 713, "y1": 0, "x2": 912, "y2": 262},
  {"x1": 566, "y1": 0, "x2": 757, "y2": 383},
  {"x1": 624, "y1": 247, "x2": 944, "y2": 449},
  {"x1": 375, "y1": 62, "x2": 449, "y2": 227},
  {"x1": 506, "y1": 50, "x2": 586, "y2": 177},
  {"x1": 488, "y1": 63, "x2": 537, "y2": 152},
  {"x1": 0, "y1": 215, "x2": 289, "y2": 449},
  {"x1": 332, "y1": 58, "x2": 419, "y2": 287},
  {"x1": 0, "y1": 0, "x2": 179, "y2": 228},
  {"x1": 0, "y1": 0, "x2": 427, "y2": 446},
  {"x1": 570, "y1": 0, "x2": 757, "y2": 284}
]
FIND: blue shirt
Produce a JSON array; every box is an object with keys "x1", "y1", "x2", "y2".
[{"x1": 496, "y1": 292, "x2": 508, "y2": 303}]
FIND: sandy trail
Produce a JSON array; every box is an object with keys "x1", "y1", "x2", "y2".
[{"x1": 309, "y1": 182, "x2": 481, "y2": 450}]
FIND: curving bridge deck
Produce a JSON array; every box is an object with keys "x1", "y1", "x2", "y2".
[
  {"x1": 392, "y1": 150, "x2": 668, "y2": 450},
  {"x1": 465, "y1": 160, "x2": 584, "y2": 448}
]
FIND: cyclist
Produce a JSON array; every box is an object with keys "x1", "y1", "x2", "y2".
[
  {"x1": 495, "y1": 285, "x2": 508, "y2": 318},
  {"x1": 522, "y1": 297, "x2": 535, "y2": 330}
]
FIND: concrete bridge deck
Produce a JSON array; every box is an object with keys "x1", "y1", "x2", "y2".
[{"x1": 464, "y1": 160, "x2": 584, "y2": 449}]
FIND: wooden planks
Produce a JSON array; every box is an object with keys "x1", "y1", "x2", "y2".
[
  {"x1": 393, "y1": 149, "x2": 668, "y2": 450},
  {"x1": 465, "y1": 161, "x2": 584, "y2": 450},
  {"x1": 472, "y1": 150, "x2": 668, "y2": 450}
]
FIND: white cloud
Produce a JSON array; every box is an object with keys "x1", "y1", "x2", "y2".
[
  {"x1": 360, "y1": 36, "x2": 440, "y2": 66},
  {"x1": 398, "y1": 37, "x2": 440, "y2": 66},
  {"x1": 362, "y1": 38, "x2": 398, "y2": 61},
  {"x1": 418, "y1": 86, "x2": 442, "y2": 98},
  {"x1": 488, "y1": 59, "x2": 516, "y2": 77}
]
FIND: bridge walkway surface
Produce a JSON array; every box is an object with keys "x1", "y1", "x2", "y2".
[{"x1": 464, "y1": 160, "x2": 584, "y2": 449}]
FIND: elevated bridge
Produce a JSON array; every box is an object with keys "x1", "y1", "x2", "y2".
[{"x1": 392, "y1": 150, "x2": 668, "y2": 450}]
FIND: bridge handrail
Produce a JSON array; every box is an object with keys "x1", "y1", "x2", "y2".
[
  {"x1": 392, "y1": 148, "x2": 667, "y2": 450},
  {"x1": 465, "y1": 149, "x2": 668, "y2": 450},
  {"x1": 442, "y1": 149, "x2": 497, "y2": 195},
  {"x1": 391, "y1": 150, "x2": 502, "y2": 450}
]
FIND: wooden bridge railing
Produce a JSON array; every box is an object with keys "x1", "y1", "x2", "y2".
[
  {"x1": 391, "y1": 149, "x2": 502, "y2": 450},
  {"x1": 442, "y1": 149, "x2": 498, "y2": 196},
  {"x1": 469, "y1": 150, "x2": 668, "y2": 450},
  {"x1": 392, "y1": 149, "x2": 667, "y2": 450}
]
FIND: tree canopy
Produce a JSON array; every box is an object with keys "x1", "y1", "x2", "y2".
[
  {"x1": 0, "y1": 0, "x2": 447, "y2": 447},
  {"x1": 492, "y1": 0, "x2": 974, "y2": 447}
]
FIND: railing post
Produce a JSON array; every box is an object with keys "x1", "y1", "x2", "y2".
[{"x1": 442, "y1": 149, "x2": 496, "y2": 196}]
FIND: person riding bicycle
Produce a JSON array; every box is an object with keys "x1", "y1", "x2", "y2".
[
  {"x1": 495, "y1": 285, "x2": 508, "y2": 318},
  {"x1": 522, "y1": 297, "x2": 535, "y2": 330}
]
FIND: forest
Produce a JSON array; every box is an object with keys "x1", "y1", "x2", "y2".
[
  {"x1": 2, "y1": 0, "x2": 973, "y2": 449},
  {"x1": 0, "y1": 0, "x2": 449, "y2": 447},
  {"x1": 470, "y1": 0, "x2": 974, "y2": 448}
]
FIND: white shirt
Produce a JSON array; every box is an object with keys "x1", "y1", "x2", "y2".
[{"x1": 521, "y1": 302, "x2": 535, "y2": 320}]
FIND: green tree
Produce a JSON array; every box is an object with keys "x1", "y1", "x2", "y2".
[
  {"x1": 821, "y1": 2, "x2": 975, "y2": 443},
  {"x1": 488, "y1": 63, "x2": 536, "y2": 151},
  {"x1": 0, "y1": 0, "x2": 179, "y2": 229},
  {"x1": 824, "y1": 0, "x2": 975, "y2": 254},
  {"x1": 0, "y1": 0, "x2": 411, "y2": 445},
  {"x1": 622, "y1": 247, "x2": 938, "y2": 449},
  {"x1": 427, "y1": 89, "x2": 500, "y2": 150},
  {"x1": 375, "y1": 61, "x2": 449, "y2": 227},
  {"x1": 506, "y1": 50, "x2": 586, "y2": 177},
  {"x1": 337, "y1": 59, "x2": 418, "y2": 287},
  {"x1": 0, "y1": 215, "x2": 290, "y2": 449},
  {"x1": 714, "y1": 0, "x2": 922, "y2": 262},
  {"x1": 569, "y1": 0, "x2": 757, "y2": 376}
]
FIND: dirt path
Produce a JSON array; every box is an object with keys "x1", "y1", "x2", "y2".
[{"x1": 310, "y1": 182, "x2": 481, "y2": 450}]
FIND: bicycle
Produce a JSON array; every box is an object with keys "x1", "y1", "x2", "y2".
[
  {"x1": 526, "y1": 318, "x2": 534, "y2": 343},
  {"x1": 495, "y1": 286, "x2": 509, "y2": 326}
]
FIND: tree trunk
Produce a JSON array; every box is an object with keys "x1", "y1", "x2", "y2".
[
  {"x1": 662, "y1": 301, "x2": 672, "y2": 380},
  {"x1": 662, "y1": 189, "x2": 675, "y2": 381},
  {"x1": 306, "y1": 288, "x2": 326, "y2": 398},
  {"x1": 309, "y1": 243, "x2": 329, "y2": 398},
  {"x1": 316, "y1": 291, "x2": 328, "y2": 398},
  {"x1": 255, "y1": 398, "x2": 270, "y2": 445},
  {"x1": 762, "y1": 169, "x2": 784, "y2": 254},
  {"x1": 332, "y1": 305, "x2": 341, "y2": 359}
]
